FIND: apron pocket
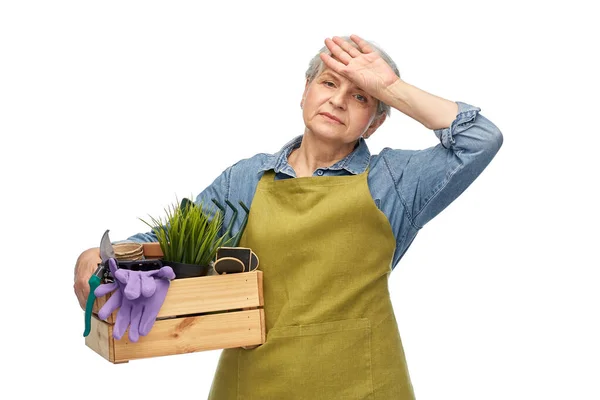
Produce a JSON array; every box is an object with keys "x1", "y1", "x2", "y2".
[{"x1": 238, "y1": 318, "x2": 374, "y2": 400}]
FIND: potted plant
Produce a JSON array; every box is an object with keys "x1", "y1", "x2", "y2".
[{"x1": 139, "y1": 197, "x2": 230, "y2": 278}]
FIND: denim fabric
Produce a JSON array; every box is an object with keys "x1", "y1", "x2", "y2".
[{"x1": 125, "y1": 101, "x2": 503, "y2": 271}]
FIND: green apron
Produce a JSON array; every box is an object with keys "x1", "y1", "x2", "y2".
[{"x1": 208, "y1": 169, "x2": 415, "y2": 399}]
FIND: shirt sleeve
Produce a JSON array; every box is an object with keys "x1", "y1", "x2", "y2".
[
  {"x1": 119, "y1": 165, "x2": 233, "y2": 243},
  {"x1": 381, "y1": 101, "x2": 503, "y2": 229}
]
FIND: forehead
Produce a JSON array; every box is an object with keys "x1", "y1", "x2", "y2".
[{"x1": 317, "y1": 66, "x2": 344, "y2": 80}]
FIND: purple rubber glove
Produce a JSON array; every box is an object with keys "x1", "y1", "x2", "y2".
[{"x1": 94, "y1": 258, "x2": 175, "y2": 342}]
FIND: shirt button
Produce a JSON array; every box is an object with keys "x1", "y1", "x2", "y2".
[{"x1": 316, "y1": 170, "x2": 324, "y2": 176}]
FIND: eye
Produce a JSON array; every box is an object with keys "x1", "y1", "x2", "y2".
[
  {"x1": 355, "y1": 94, "x2": 367, "y2": 102},
  {"x1": 323, "y1": 81, "x2": 335, "y2": 87}
]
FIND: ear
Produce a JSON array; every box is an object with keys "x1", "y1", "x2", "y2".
[
  {"x1": 301, "y1": 78, "x2": 309, "y2": 108},
  {"x1": 363, "y1": 112, "x2": 387, "y2": 139}
]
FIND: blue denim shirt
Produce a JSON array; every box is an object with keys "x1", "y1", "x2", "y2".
[{"x1": 125, "y1": 101, "x2": 503, "y2": 271}]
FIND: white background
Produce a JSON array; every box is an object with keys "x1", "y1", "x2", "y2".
[{"x1": 1, "y1": 1, "x2": 598, "y2": 399}]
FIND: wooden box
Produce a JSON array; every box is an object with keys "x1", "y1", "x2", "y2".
[{"x1": 85, "y1": 243, "x2": 265, "y2": 363}]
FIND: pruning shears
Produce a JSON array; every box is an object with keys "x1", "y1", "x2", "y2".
[{"x1": 83, "y1": 229, "x2": 115, "y2": 337}]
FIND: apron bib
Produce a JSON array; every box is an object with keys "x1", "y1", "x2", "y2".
[{"x1": 208, "y1": 169, "x2": 415, "y2": 399}]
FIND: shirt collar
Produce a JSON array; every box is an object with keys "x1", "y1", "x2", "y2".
[{"x1": 261, "y1": 134, "x2": 371, "y2": 175}]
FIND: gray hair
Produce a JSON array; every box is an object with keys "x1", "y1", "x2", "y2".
[{"x1": 304, "y1": 36, "x2": 400, "y2": 118}]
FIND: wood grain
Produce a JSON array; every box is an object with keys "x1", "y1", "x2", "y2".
[{"x1": 112, "y1": 309, "x2": 265, "y2": 362}]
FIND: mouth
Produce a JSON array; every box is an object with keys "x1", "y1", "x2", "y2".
[{"x1": 319, "y1": 113, "x2": 343, "y2": 124}]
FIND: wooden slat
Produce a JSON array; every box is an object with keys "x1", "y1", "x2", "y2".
[
  {"x1": 113, "y1": 309, "x2": 265, "y2": 362},
  {"x1": 93, "y1": 270, "x2": 263, "y2": 319},
  {"x1": 158, "y1": 270, "x2": 263, "y2": 317},
  {"x1": 85, "y1": 317, "x2": 114, "y2": 363}
]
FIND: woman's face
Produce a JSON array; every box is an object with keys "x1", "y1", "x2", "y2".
[{"x1": 301, "y1": 66, "x2": 384, "y2": 145}]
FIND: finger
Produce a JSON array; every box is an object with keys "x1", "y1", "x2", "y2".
[
  {"x1": 98, "y1": 289, "x2": 122, "y2": 321},
  {"x1": 108, "y1": 258, "x2": 119, "y2": 276},
  {"x1": 140, "y1": 272, "x2": 156, "y2": 298},
  {"x1": 74, "y1": 272, "x2": 90, "y2": 291},
  {"x1": 332, "y1": 36, "x2": 362, "y2": 58},
  {"x1": 113, "y1": 300, "x2": 132, "y2": 340},
  {"x1": 123, "y1": 271, "x2": 142, "y2": 300},
  {"x1": 139, "y1": 279, "x2": 170, "y2": 336},
  {"x1": 74, "y1": 279, "x2": 88, "y2": 307},
  {"x1": 74, "y1": 248, "x2": 102, "y2": 309},
  {"x1": 128, "y1": 303, "x2": 143, "y2": 342},
  {"x1": 319, "y1": 52, "x2": 345, "y2": 74},
  {"x1": 156, "y1": 266, "x2": 175, "y2": 280},
  {"x1": 350, "y1": 34, "x2": 375, "y2": 54},
  {"x1": 138, "y1": 312, "x2": 158, "y2": 337},
  {"x1": 138, "y1": 301, "x2": 160, "y2": 337},
  {"x1": 94, "y1": 281, "x2": 119, "y2": 297},
  {"x1": 115, "y1": 269, "x2": 140, "y2": 300},
  {"x1": 74, "y1": 285, "x2": 87, "y2": 310},
  {"x1": 115, "y1": 268, "x2": 129, "y2": 284},
  {"x1": 324, "y1": 37, "x2": 352, "y2": 65}
]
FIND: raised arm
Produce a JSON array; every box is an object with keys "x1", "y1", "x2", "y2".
[
  {"x1": 321, "y1": 34, "x2": 503, "y2": 229},
  {"x1": 382, "y1": 101, "x2": 502, "y2": 229}
]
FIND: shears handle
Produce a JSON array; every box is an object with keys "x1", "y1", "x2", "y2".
[{"x1": 83, "y1": 267, "x2": 103, "y2": 337}]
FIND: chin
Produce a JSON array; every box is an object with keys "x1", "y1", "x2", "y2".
[
  {"x1": 311, "y1": 131, "x2": 359, "y2": 147},
  {"x1": 308, "y1": 128, "x2": 341, "y2": 141},
  {"x1": 305, "y1": 114, "x2": 358, "y2": 142}
]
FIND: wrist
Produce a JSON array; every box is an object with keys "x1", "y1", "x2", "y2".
[{"x1": 381, "y1": 79, "x2": 410, "y2": 109}]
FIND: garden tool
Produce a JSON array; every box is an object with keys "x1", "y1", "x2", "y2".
[
  {"x1": 179, "y1": 197, "x2": 249, "y2": 247},
  {"x1": 211, "y1": 198, "x2": 250, "y2": 247},
  {"x1": 83, "y1": 229, "x2": 114, "y2": 337},
  {"x1": 209, "y1": 199, "x2": 254, "y2": 274}
]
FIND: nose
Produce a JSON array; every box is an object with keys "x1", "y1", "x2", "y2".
[{"x1": 329, "y1": 88, "x2": 347, "y2": 110}]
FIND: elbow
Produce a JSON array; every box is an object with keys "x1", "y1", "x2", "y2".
[
  {"x1": 469, "y1": 125, "x2": 503, "y2": 173},
  {"x1": 486, "y1": 125, "x2": 503, "y2": 157},
  {"x1": 472, "y1": 114, "x2": 503, "y2": 160},
  {"x1": 454, "y1": 115, "x2": 503, "y2": 168},
  {"x1": 490, "y1": 116, "x2": 504, "y2": 150}
]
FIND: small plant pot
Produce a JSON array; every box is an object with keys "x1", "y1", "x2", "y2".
[
  {"x1": 113, "y1": 242, "x2": 144, "y2": 261},
  {"x1": 161, "y1": 260, "x2": 210, "y2": 279}
]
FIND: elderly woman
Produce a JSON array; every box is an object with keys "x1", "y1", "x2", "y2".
[{"x1": 74, "y1": 34, "x2": 502, "y2": 399}]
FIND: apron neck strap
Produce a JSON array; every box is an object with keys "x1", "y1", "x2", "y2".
[{"x1": 262, "y1": 166, "x2": 370, "y2": 181}]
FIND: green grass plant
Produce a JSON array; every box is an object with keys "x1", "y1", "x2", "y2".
[{"x1": 139, "y1": 197, "x2": 227, "y2": 266}]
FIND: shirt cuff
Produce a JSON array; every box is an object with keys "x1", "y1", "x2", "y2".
[{"x1": 433, "y1": 101, "x2": 482, "y2": 149}]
